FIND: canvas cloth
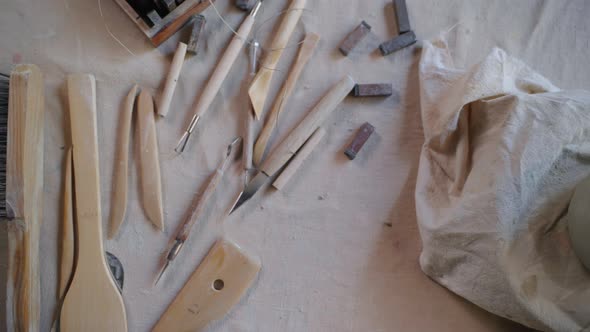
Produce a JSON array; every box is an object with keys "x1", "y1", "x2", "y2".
[{"x1": 416, "y1": 36, "x2": 590, "y2": 332}]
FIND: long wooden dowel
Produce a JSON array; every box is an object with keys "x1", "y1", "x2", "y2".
[
  {"x1": 272, "y1": 127, "x2": 325, "y2": 190},
  {"x1": 260, "y1": 75, "x2": 355, "y2": 177},
  {"x1": 157, "y1": 43, "x2": 187, "y2": 117},
  {"x1": 108, "y1": 85, "x2": 137, "y2": 239},
  {"x1": 248, "y1": 0, "x2": 306, "y2": 119},
  {"x1": 253, "y1": 32, "x2": 319, "y2": 165}
]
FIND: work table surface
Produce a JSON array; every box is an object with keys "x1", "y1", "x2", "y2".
[{"x1": 1, "y1": 0, "x2": 589, "y2": 330}]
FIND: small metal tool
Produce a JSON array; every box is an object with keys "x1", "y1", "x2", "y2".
[
  {"x1": 243, "y1": 39, "x2": 259, "y2": 185},
  {"x1": 155, "y1": 137, "x2": 243, "y2": 286}
]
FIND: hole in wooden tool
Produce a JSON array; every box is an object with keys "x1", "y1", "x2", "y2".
[{"x1": 213, "y1": 279, "x2": 224, "y2": 291}]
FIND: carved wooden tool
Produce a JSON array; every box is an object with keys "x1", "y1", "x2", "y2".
[
  {"x1": 248, "y1": 0, "x2": 306, "y2": 119},
  {"x1": 273, "y1": 127, "x2": 325, "y2": 190},
  {"x1": 253, "y1": 32, "x2": 319, "y2": 166},
  {"x1": 231, "y1": 75, "x2": 355, "y2": 213},
  {"x1": 60, "y1": 148, "x2": 74, "y2": 300},
  {"x1": 158, "y1": 43, "x2": 187, "y2": 117},
  {"x1": 138, "y1": 89, "x2": 164, "y2": 230},
  {"x1": 2, "y1": 64, "x2": 45, "y2": 332},
  {"x1": 60, "y1": 74, "x2": 127, "y2": 332},
  {"x1": 176, "y1": 1, "x2": 262, "y2": 153},
  {"x1": 153, "y1": 239, "x2": 261, "y2": 332},
  {"x1": 108, "y1": 85, "x2": 137, "y2": 239}
]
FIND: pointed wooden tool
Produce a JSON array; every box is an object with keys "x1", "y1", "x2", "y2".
[
  {"x1": 253, "y1": 32, "x2": 319, "y2": 165},
  {"x1": 60, "y1": 148, "x2": 74, "y2": 298},
  {"x1": 137, "y1": 90, "x2": 164, "y2": 231},
  {"x1": 60, "y1": 74, "x2": 127, "y2": 332},
  {"x1": 108, "y1": 85, "x2": 137, "y2": 239},
  {"x1": 248, "y1": 0, "x2": 306, "y2": 119},
  {"x1": 153, "y1": 239, "x2": 261, "y2": 332}
]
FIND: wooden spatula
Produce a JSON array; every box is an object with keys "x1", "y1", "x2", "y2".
[
  {"x1": 153, "y1": 239, "x2": 261, "y2": 332},
  {"x1": 60, "y1": 73, "x2": 127, "y2": 332}
]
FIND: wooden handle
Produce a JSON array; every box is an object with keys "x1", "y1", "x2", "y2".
[
  {"x1": 253, "y1": 33, "x2": 319, "y2": 165},
  {"x1": 273, "y1": 127, "x2": 325, "y2": 190},
  {"x1": 151, "y1": 0, "x2": 213, "y2": 46},
  {"x1": 260, "y1": 75, "x2": 354, "y2": 176},
  {"x1": 153, "y1": 239, "x2": 261, "y2": 332},
  {"x1": 5, "y1": 64, "x2": 44, "y2": 332},
  {"x1": 60, "y1": 74, "x2": 127, "y2": 332},
  {"x1": 192, "y1": 13, "x2": 255, "y2": 119},
  {"x1": 108, "y1": 85, "x2": 137, "y2": 239},
  {"x1": 60, "y1": 148, "x2": 74, "y2": 298},
  {"x1": 137, "y1": 90, "x2": 164, "y2": 231},
  {"x1": 248, "y1": 0, "x2": 306, "y2": 118},
  {"x1": 157, "y1": 43, "x2": 187, "y2": 117}
]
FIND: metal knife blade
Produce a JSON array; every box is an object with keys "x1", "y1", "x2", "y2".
[{"x1": 230, "y1": 171, "x2": 269, "y2": 214}]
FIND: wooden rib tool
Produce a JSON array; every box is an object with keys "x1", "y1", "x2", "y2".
[
  {"x1": 253, "y1": 32, "x2": 319, "y2": 165},
  {"x1": 248, "y1": 0, "x2": 306, "y2": 119},
  {"x1": 108, "y1": 85, "x2": 137, "y2": 239},
  {"x1": 60, "y1": 74, "x2": 127, "y2": 332},
  {"x1": 3, "y1": 64, "x2": 45, "y2": 332},
  {"x1": 137, "y1": 89, "x2": 164, "y2": 231},
  {"x1": 153, "y1": 239, "x2": 261, "y2": 332}
]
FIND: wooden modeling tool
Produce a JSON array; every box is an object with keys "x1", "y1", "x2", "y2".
[
  {"x1": 243, "y1": 39, "x2": 259, "y2": 184},
  {"x1": 2, "y1": 64, "x2": 45, "y2": 332},
  {"x1": 175, "y1": 1, "x2": 262, "y2": 153},
  {"x1": 231, "y1": 75, "x2": 355, "y2": 213},
  {"x1": 153, "y1": 239, "x2": 261, "y2": 332},
  {"x1": 114, "y1": 0, "x2": 213, "y2": 46},
  {"x1": 155, "y1": 137, "x2": 242, "y2": 285},
  {"x1": 60, "y1": 148, "x2": 74, "y2": 300},
  {"x1": 248, "y1": 0, "x2": 306, "y2": 119},
  {"x1": 158, "y1": 42, "x2": 187, "y2": 117},
  {"x1": 60, "y1": 74, "x2": 127, "y2": 332},
  {"x1": 108, "y1": 85, "x2": 137, "y2": 239},
  {"x1": 138, "y1": 89, "x2": 165, "y2": 231},
  {"x1": 253, "y1": 32, "x2": 319, "y2": 166},
  {"x1": 273, "y1": 127, "x2": 325, "y2": 190}
]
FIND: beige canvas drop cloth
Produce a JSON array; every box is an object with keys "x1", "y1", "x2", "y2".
[
  {"x1": 1, "y1": 0, "x2": 590, "y2": 331},
  {"x1": 416, "y1": 37, "x2": 590, "y2": 331}
]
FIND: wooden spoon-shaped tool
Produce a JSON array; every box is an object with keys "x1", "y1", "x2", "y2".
[{"x1": 60, "y1": 74, "x2": 127, "y2": 332}]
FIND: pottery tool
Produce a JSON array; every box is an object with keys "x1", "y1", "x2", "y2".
[
  {"x1": 158, "y1": 42, "x2": 187, "y2": 117},
  {"x1": 253, "y1": 32, "x2": 319, "y2": 166},
  {"x1": 114, "y1": 0, "x2": 213, "y2": 46},
  {"x1": 108, "y1": 85, "x2": 137, "y2": 239},
  {"x1": 393, "y1": 0, "x2": 411, "y2": 34},
  {"x1": 338, "y1": 21, "x2": 371, "y2": 56},
  {"x1": 138, "y1": 89, "x2": 165, "y2": 230},
  {"x1": 175, "y1": 1, "x2": 262, "y2": 153},
  {"x1": 379, "y1": 31, "x2": 417, "y2": 56},
  {"x1": 272, "y1": 127, "x2": 325, "y2": 191},
  {"x1": 155, "y1": 137, "x2": 242, "y2": 286},
  {"x1": 568, "y1": 175, "x2": 590, "y2": 270},
  {"x1": 344, "y1": 122, "x2": 375, "y2": 160},
  {"x1": 60, "y1": 74, "x2": 127, "y2": 332},
  {"x1": 153, "y1": 238, "x2": 261, "y2": 331},
  {"x1": 1, "y1": 64, "x2": 45, "y2": 332},
  {"x1": 187, "y1": 15, "x2": 206, "y2": 55},
  {"x1": 243, "y1": 39, "x2": 259, "y2": 184},
  {"x1": 351, "y1": 83, "x2": 393, "y2": 97},
  {"x1": 248, "y1": 0, "x2": 306, "y2": 119},
  {"x1": 231, "y1": 75, "x2": 355, "y2": 213}
]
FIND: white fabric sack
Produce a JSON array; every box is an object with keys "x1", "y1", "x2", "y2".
[{"x1": 416, "y1": 36, "x2": 590, "y2": 332}]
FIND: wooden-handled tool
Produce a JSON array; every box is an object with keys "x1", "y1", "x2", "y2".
[
  {"x1": 253, "y1": 32, "x2": 319, "y2": 165},
  {"x1": 137, "y1": 89, "x2": 164, "y2": 230},
  {"x1": 3, "y1": 64, "x2": 45, "y2": 332},
  {"x1": 153, "y1": 239, "x2": 261, "y2": 332},
  {"x1": 248, "y1": 0, "x2": 307, "y2": 119},
  {"x1": 60, "y1": 74, "x2": 127, "y2": 332},
  {"x1": 176, "y1": 1, "x2": 262, "y2": 153},
  {"x1": 231, "y1": 75, "x2": 355, "y2": 212},
  {"x1": 157, "y1": 42, "x2": 187, "y2": 117}
]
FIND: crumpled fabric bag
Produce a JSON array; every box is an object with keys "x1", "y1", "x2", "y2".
[{"x1": 415, "y1": 36, "x2": 590, "y2": 332}]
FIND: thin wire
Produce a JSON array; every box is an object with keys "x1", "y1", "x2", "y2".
[{"x1": 98, "y1": 0, "x2": 136, "y2": 56}]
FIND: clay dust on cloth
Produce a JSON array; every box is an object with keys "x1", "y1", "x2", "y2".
[{"x1": 415, "y1": 35, "x2": 590, "y2": 332}]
